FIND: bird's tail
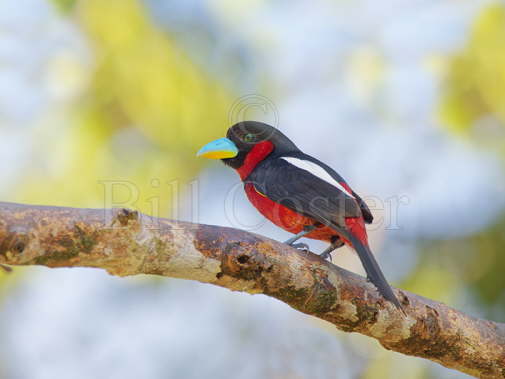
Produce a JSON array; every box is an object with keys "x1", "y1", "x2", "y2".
[
  {"x1": 346, "y1": 231, "x2": 404, "y2": 312},
  {"x1": 324, "y1": 218, "x2": 404, "y2": 312}
]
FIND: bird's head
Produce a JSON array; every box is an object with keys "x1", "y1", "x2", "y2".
[{"x1": 197, "y1": 121, "x2": 298, "y2": 171}]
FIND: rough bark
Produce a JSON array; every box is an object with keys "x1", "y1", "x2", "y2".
[{"x1": 0, "y1": 201, "x2": 503, "y2": 378}]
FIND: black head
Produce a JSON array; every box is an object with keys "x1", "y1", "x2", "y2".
[
  {"x1": 197, "y1": 121, "x2": 299, "y2": 171},
  {"x1": 222, "y1": 121, "x2": 298, "y2": 168}
]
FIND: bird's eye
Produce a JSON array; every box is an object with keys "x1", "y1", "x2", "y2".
[{"x1": 244, "y1": 133, "x2": 256, "y2": 143}]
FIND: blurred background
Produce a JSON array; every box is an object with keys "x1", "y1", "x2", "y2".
[{"x1": 0, "y1": 0, "x2": 504, "y2": 378}]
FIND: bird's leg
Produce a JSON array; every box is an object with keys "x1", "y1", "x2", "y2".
[
  {"x1": 319, "y1": 237, "x2": 345, "y2": 262},
  {"x1": 284, "y1": 225, "x2": 316, "y2": 246}
]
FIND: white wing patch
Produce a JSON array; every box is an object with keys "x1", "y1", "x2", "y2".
[{"x1": 281, "y1": 157, "x2": 356, "y2": 199}]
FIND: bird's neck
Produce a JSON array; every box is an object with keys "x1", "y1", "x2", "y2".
[{"x1": 236, "y1": 141, "x2": 274, "y2": 181}]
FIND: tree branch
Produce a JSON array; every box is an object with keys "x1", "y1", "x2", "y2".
[{"x1": 0, "y1": 202, "x2": 503, "y2": 378}]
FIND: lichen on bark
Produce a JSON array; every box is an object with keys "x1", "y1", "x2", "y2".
[{"x1": 0, "y1": 201, "x2": 504, "y2": 379}]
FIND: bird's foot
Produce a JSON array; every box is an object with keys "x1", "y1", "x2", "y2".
[
  {"x1": 291, "y1": 243, "x2": 310, "y2": 252},
  {"x1": 319, "y1": 251, "x2": 333, "y2": 262},
  {"x1": 283, "y1": 225, "x2": 316, "y2": 246}
]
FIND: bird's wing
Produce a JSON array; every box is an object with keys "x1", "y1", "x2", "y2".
[
  {"x1": 352, "y1": 191, "x2": 374, "y2": 224},
  {"x1": 282, "y1": 153, "x2": 374, "y2": 223},
  {"x1": 247, "y1": 156, "x2": 363, "y2": 224},
  {"x1": 247, "y1": 157, "x2": 402, "y2": 311}
]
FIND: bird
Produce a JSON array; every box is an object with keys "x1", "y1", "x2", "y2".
[{"x1": 197, "y1": 121, "x2": 403, "y2": 311}]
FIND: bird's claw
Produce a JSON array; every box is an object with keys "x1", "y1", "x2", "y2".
[
  {"x1": 319, "y1": 251, "x2": 333, "y2": 262},
  {"x1": 290, "y1": 243, "x2": 310, "y2": 252}
]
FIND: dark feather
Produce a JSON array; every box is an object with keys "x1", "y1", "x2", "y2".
[
  {"x1": 247, "y1": 156, "x2": 402, "y2": 311},
  {"x1": 248, "y1": 157, "x2": 363, "y2": 222},
  {"x1": 352, "y1": 191, "x2": 374, "y2": 224},
  {"x1": 281, "y1": 152, "x2": 374, "y2": 224},
  {"x1": 315, "y1": 216, "x2": 403, "y2": 311}
]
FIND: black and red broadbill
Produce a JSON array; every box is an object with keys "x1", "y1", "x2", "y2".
[{"x1": 197, "y1": 121, "x2": 403, "y2": 311}]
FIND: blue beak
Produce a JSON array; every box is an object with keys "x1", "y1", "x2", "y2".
[{"x1": 197, "y1": 137, "x2": 239, "y2": 159}]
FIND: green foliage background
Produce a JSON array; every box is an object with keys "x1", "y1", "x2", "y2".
[
  {"x1": 439, "y1": 3, "x2": 505, "y2": 321},
  {"x1": 22, "y1": 0, "x2": 231, "y2": 214}
]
